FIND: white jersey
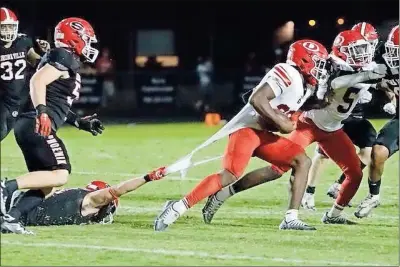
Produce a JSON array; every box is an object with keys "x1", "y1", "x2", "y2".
[{"x1": 248, "y1": 63, "x2": 312, "y2": 129}]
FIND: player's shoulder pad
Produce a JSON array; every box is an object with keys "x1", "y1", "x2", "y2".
[
  {"x1": 270, "y1": 63, "x2": 302, "y2": 88},
  {"x1": 46, "y1": 48, "x2": 80, "y2": 72}
]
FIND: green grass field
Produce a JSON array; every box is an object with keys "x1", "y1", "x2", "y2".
[{"x1": 0, "y1": 120, "x2": 398, "y2": 266}]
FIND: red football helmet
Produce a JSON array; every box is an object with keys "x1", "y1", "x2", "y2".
[
  {"x1": 54, "y1": 17, "x2": 99, "y2": 63},
  {"x1": 286, "y1": 39, "x2": 329, "y2": 86},
  {"x1": 332, "y1": 30, "x2": 374, "y2": 68},
  {"x1": 0, "y1": 7, "x2": 18, "y2": 42},
  {"x1": 383, "y1": 25, "x2": 399, "y2": 69},
  {"x1": 351, "y1": 22, "x2": 379, "y2": 50},
  {"x1": 86, "y1": 180, "x2": 119, "y2": 209}
]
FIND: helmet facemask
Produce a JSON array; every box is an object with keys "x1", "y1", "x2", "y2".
[
  {"x1": 81, "y1": 34, "x2": 99, "y2": 63},
  {"x1": 310, "y1": 55, "x2": 329, "y2": 85},
  {"x1": 0, "y1": 21, "x2": 18, "y2": 42},
  {"x1": 383, "y1": 41, "x2": 399, "y2": 69},
  {"x1": 340, "y1": 40, "x2": 373, "y2": 67}
]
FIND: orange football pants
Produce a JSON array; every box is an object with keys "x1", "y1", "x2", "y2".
[
  {"x1": 223, "y1": 127, "x2": 304, "y2": 178},
  {"x1": 273, "y1": 115, "x2": 363, "y2": 206}
]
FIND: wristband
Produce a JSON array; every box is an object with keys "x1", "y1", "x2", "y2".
[
  {"x1": 35, "y1": 104, "x2": 48, "y2": 115},
  {"x1": 143, "y1": 174, "x2": 151, "y2": 182}
]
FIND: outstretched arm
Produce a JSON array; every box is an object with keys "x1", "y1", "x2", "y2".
[
  {"x1": 85, "y1": 168, "x2": 166, "y2": 209},
  {"x1": 66, "y1": 111, "x2": 105, "y2": 136}
]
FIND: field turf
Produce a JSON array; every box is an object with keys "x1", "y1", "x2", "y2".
[{"x1": 1, "y1": 120, "x2": 398, "y2": 266}]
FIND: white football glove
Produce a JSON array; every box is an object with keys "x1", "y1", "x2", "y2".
[
  {"x1": 358, "y1": 90, "x2": 372, "y2": 104},
  {"x1": 316, "y1": 83, "x2": 328, "y2": 100},
  {"x1": 383, "y1": 103, "x2": 397, "y2": 115},
  {"x1": 367, "y1": 64, "x2": 387, "y2": 80},
  {"x1": 36, "y1": 39, "x2": 51, "y2": 53}
]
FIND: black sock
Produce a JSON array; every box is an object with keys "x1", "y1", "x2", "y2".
[
  {"x1": 9, "y1": 190, "x2": 45, "y2": 219},
  {"x1": 368, "y1": 178, "x2": 381, "y2": 195},
  {"x1": 5, "y1": 179, "x2": 18, "y2": 195},
  {"x1": 306, "y1": 186, "x2": 315, "y2": 194},
  {"x1": 337, "y1": 160, "x2": 366, "y2": 184}
]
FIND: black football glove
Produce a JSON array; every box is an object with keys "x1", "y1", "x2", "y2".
[{"x1": 77, "y1": 113, "x2": 105, "y2": 136}]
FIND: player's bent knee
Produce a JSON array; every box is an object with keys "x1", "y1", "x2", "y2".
[
  {"x1": 52, "y1": 169, "x2": 69, "y2": 186},
  {"x1": 372, "y1": 145, "x2": 389, "y2": 164},
  {"x1": 291, "y1": 153, "x2": 311, "y2": 170}
]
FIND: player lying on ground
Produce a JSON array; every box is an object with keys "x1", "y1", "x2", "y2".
[
  {"x1": 0, "y1": 168, "x2": 165, "y2": 233},
  {"x1": 1, "y1": 7, "x2": 50, "y2": 141},
  {"x1": 201, "y1": 29, "x2": 389, "y2": 225},
  {"x1": 302, "y1": 22, "x2": 381, "y2": 210},
  {"x1": 0, "y1": 17, "x2": 102, "y2": 235},
  {"x1": 153, "y1": 39, "x2": 330, "y2": 231},
  {"x1": 354, "y1": 25, "x2": 399, "y2": 218}
]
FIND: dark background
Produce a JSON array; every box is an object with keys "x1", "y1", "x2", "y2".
[{"x1": 3, "y1": 0, "x2": 399, "y2": 120}]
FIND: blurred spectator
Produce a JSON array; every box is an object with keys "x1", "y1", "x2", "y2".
[
  {"x1": 144, "y1": 55, "x2": 162, "y2": 70},
  {"x1": 195, "y1": 56, "x2": 214, "y2": 112},
  {"x1": 95, "y1": 47, "x2": 116, "y2": 107},
  {"x1": 244, "y1": 52, "x2": 260, "y2": 74}
]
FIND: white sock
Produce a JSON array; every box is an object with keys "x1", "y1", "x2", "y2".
[
  {"x1": 215, "y1": 186, "x2": 235, "y2": 201},
  {"x1": 328, "y1": 203, "x2": 344, "y2": 217},
  {"x1": 285, "y1": 209, "x2": 298, "y2": 221},
  {"x1": 173, "y1": 199, "x2": 189, "y2": 216}
]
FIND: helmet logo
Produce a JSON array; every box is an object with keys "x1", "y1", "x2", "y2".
[
  {"x1": 334, "y1": 35, "x2": 344, "y2": 46},
  {"x1": 303, "y1": 41, "x2": 320, "y2": 52},
  {"x1": 70, "y1": 21, "x2": 84, "y2": 32}
]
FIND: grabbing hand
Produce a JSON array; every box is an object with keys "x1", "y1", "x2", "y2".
[
  {"x1": 35, "y1": 104, "x2": 52, "y2": 137},
  {"x1": 78, "y1": 113, "x2": 105, "y2": 136},
  {"x1": 383, "y1": 103, "x2": 396, "y2": 115}
]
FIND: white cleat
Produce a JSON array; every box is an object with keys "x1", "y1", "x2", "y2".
[
  {"x1": 279, "y1": 218, "x2": 316, "y2": 230},
  {"x1": 0, "y1": 215, "x2": 35, "y2": 235},
  {"x1": 154, "y1": 200, "x2": 180, "y2": 232},
  {"x1": 326, "y1": 182, "x2": 340, "y2": 199},
  {"x1": 321, "y1": 212, "x2": 357, "y2": 225},
  {"x1": 354, "y1": 194, "x2": 380, "y2": 218},
  {"x1": 202, "y1": 194, "x2": 225, "y2": 224},
  {"x1": 301, "y1": 192, "x2": 316, "y2": 211}
]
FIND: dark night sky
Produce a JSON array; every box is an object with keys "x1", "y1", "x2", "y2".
[{"x1": 3, "y1": 0, "x2": 399, "y2": 70}]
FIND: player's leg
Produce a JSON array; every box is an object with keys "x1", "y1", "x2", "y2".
[
  {"x1": 203, "y1": 122, "x2": 316, "y2": 229},
  {"x1": 154, "y1": 128, "x2": 261, "y2": 231},
  {"x1": 355, "y1": 117, "x2": 399, "y2": 218},
  {"x1": 0, "y1": 103, "x2": 18, "y2": 142},
  {"x1": 302, "y1": 146, "x2": 329, "y2": 210},
  {"x1": 1, "y1": 117, "x2": 71, "y2": 234},
  {"x1": 318, "y1": 130, "x2": 362, "y2": 224},
  {"x1": 327, "y1": 119, "x2": 376, "y2": 200}
]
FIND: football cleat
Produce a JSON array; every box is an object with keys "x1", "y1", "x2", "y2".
[
  {"x1": 354, "y1": 194, "x2": 380, "y2": 218},
  {"x1": 279, "y1": 218, "x2": 316, "y2": 230},
  {"x1": 0, "y1": 214, "x2": 34, "y2": 235},
  {"x1": 154, "y1": 200, "x2": 180, "y2": 232},
  {"x1": 301, "y1": 192, "x2": 316, "y2": 211},
  {"x1": 202, "y1": 193, "x2": 225, "y2": 224},
  {"x1": 321, "y1": 212, "x2": 357, "y2": 225},
  {"x1": 0, "y1": 179, "x2": 10, "y2": 216},
  {"x1": 326, "y1": 182, "x2": 340, "y2": 199},
  {"x1": 326, "y1": 182, "x2": 352, "y2": 207}
]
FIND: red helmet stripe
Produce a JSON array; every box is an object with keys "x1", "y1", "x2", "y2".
[
  {"x1": 1, "y1": 8, "x2": 11, "y2": 20},
  {"x1": 360, "y1": 22, "x2": 366, "y2": 36}
]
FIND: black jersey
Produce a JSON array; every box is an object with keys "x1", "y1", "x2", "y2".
[
  {"x1": 21, "y1": 188, "x2": 115, "y2": 226},
  {"x1": 0, "y1": 34, "x2": 33, "y2": 106},
  {"x1": 22, "y1": 47, "x2": 81, "y2": 131}
]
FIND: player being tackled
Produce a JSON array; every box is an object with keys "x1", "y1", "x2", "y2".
[{"x1": 154, "y1": 39, "x2": 330, "y2": 231}]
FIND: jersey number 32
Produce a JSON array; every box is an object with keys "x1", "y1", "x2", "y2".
[{"x1": 0, "y1": 59, "x2": 27, "y2": 81}]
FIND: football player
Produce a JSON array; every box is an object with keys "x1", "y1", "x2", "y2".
[
  {"x1": 302, "y1": 22, "x2": 380, "y2": 210},
  {"x1": 202, "y1": 30, "x2": 387, "y2": 225},
  {"x1": 354, "y1": 25, "x2": 399, "y2": 218},
  {"x1": 153, "y1": 39, "x2": 330, "y2": 231},
  {"x1": 0, "y1": 7, "x2": 50, "y2": 141},
  {"x1": 0, "y1": 17, "x2": 101, "y2": 234},
  {"x1": 1, "y1": 168, "x2": 165, "y2": 234}
]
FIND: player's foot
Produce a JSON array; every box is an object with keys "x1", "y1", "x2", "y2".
[
  {"x1": 354, "y1": 194, "x2": 380, "y2": 218},
  {"x1": 0, "y1": 179, "x2": 10, "y2": 216},
  {"x1": 326, "y1": 182, "x2": 352, "y2": 207},
  {"x1": 279, "y1": 218, "x2": 316, "y2": 230},
  {"x1": 202, "y1": 193, "x2": 225, "y2": 224},
  {"x1": 321, "y1": 212, "x2": 357, "y2": 225},
  {"x1": 154, "y1": 200, "x2": 180, "y2": 232},
  {"x1": 326, "y1": 182, "x2": 340, "y2": 199},
  {"x1": 0, "y1": 214, "x2": 34, "y2": 235},
  {"x1": 301, "y1": 192, "x2": 316, "y2": 211}
]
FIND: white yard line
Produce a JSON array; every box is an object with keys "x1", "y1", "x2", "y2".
[{"x1": 0, "y1": 240, "x2": 382, "y2": 266}]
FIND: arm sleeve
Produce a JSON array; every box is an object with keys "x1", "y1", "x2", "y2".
[{"x1": 255, "y1": 64, "x2": 293, "y2": 98}]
